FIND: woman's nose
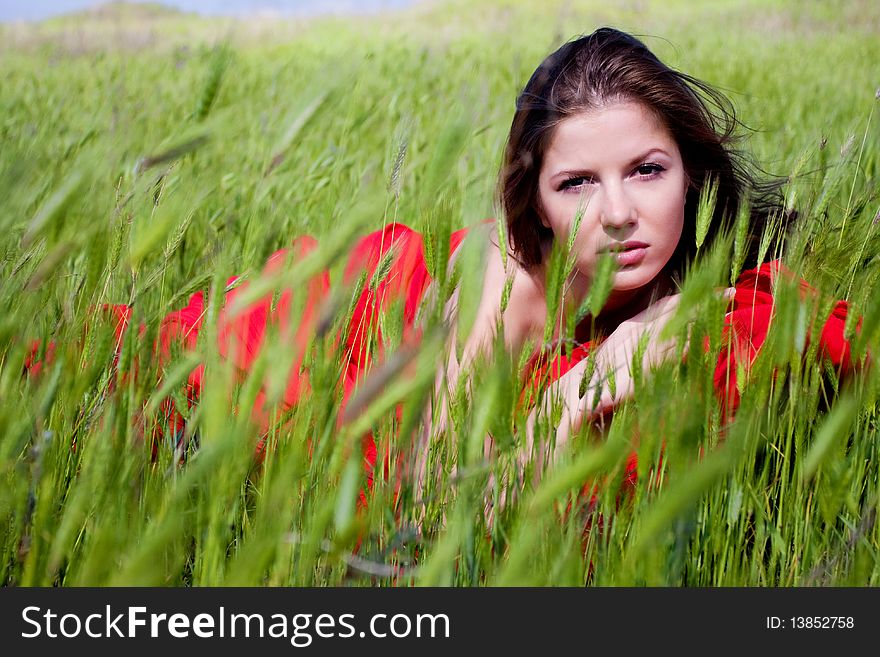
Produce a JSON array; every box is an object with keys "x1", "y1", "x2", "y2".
[{"x1": 599, "y1": 183, "x2": 637, "y2": 233}]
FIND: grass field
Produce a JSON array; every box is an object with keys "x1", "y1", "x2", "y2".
[{"x1": 1, "y1": 0, "x2": 879, "y2": 586}]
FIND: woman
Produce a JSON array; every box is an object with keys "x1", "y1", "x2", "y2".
[
  {"x1": 24, "y1": 28, "x2": 856, "y2": 502},
  {"x1": 417, "y1": 27, "x2": 856, "y2": 498},
  {"x1": 307, "y1": 28, "x2": 858, "y2": 508}
]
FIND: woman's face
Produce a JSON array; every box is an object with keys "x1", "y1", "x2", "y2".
[{"x1": 537, "y1": 101, "x2": 687, "y2": 310}]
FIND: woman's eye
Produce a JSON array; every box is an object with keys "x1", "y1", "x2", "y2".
[
  {"x1": 635, "y1": 163, "x2": 664, "y2": 177},
  {"x1": 560, "y1": 176, "x2": 593, "y2": 190}
]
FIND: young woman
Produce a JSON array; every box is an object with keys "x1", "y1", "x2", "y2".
[
  {"x1": 24, "y1": 28, "x2": 856, "y2": 503},
  {"x1": 423, "y1": 28, "x2": 856, "y2": 480}
]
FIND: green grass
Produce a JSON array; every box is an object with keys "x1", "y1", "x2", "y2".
[{"x1": 1, "y1": 0, "x2": 879, "y2": 586}]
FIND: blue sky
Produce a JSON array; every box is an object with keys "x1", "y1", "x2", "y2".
[{"x1": 0, "y1": 0, "x2": 416, "y2": 22}]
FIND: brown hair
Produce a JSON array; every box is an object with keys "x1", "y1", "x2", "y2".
[{"x1": 499, "y1": 27, "x2": 782, "y2": 275}]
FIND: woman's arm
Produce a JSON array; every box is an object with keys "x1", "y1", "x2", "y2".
[
  {"x1": 541, "y1": 293, "x2": 685, "y2": 446},
  {"x1": 414, "y1": 223, "x2": 541, "y2": 497},
  {"x1": 522, "y1": 288, "x2": 742, "y2": 486},
  {"x1": 424, "y1": 223, "x2": 541, "y2": 426}
]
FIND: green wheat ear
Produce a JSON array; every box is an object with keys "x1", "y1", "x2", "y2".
[
  {"x1": 192, "y1": 44, "x2": 231, "y2": 123},
  {"x1": 499, "y1": 273, "x2": 514, "y2": 314},
  {"x1": 730, "y1": 200, "x2": 750, "y2": 285},
  {"x1": 695, "y1": 177, "x2": 718, "y2": 250},
  {"x1": 540, "y1": 237, "x2": 567, "y2": 345},
  {"x1": 421, "y1": 192, "x2": 454, "y2": 283},
  {"x1": 587, "y1": 250, "x2": 617, "y2": 321},
  {"x1": 570, "y1": 249, "x2": 616, "y2": 332}
]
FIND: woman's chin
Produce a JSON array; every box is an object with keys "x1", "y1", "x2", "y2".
[{"x1": 611, "y1": 267, "x2": 663, "y2": 292}]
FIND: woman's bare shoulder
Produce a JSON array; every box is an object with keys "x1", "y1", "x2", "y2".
[
  {"x1": 478, "y1": 225, "x2": 546, "y2": 348},
  {"x1": 432, "y1": 220, "x2": 546, "y2": 350}
]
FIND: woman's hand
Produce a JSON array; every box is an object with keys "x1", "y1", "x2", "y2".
[
  {"x1": 528, "y1": 288, "x2": 736, "y2": 466},
  {"x1": 570, "y1": 292, "x2": 685, "y2": 426}
]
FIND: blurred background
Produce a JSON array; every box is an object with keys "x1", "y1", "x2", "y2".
[
  {"x1": 1, "y1": 0, "x2": 878, "y2": 586},
  {"x1": 0, "y1": 0, "x2": 419, "y2": 22}
]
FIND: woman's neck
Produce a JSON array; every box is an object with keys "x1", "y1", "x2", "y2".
[
  {"x1": 532, "y1": 259, "x2": 677, "y2": 345},
  {"x1": 574, "y1": 273, "x2": 677, "y2": 342}
]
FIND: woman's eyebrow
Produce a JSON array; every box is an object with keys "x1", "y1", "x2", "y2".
[
  {"x1": 627, "y1": 148, "x2": 673, "y2": 167},
  {"x1": 550, "y1": 168, "x2": 595, "y2": 181},
  {"x1": 549, "y1": 148, "x2": 674, "y2": 181}
]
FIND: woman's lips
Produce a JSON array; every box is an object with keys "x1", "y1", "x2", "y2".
[
  {"x1": 601, "y1": 241, "x2": 649, "y2": 266},
  {"x1": 615, "y1": 246, "x2": 647, "y2": 266}
]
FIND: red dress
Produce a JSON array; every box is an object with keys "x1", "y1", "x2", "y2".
[
  {"x1": 72, "y1": 223, "x2": 469, "y2": 498},
  {"x1": 25, "y1": 223, "x2": 859, "y2": 498},
  {"x1": 525, "y1": 259, "x2": 858, "y2": 493},
  {"x1": 528, "y1": 261, "x2": 857, "y2": 411}
]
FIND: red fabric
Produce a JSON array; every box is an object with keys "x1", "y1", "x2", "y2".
[
  {"x1": 712, "y1": 261, "x2": 857, "y2": 416},
  {"x1": 527, "y1": 260, "x2": 858, "y2": 500},
  {"x1": 23, "y1": 223, "x2": 470, "y2": 499},
  {"x1": 23, "y1": 226, "x2": 857, "y2": 508},
  {"x1": 339, "y1": 224, "x2": 469, "y2": 503},
  {"x1": 150, "y1": 224, "x2": 467, "y2": 475},
  {"x1": 216, "y1": 236, "x2": 330, "y2": 433}
]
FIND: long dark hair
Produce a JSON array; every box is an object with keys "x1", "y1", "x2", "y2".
[{"x1": 499, "y1": 27, "x2": 785, "y2": 276}]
